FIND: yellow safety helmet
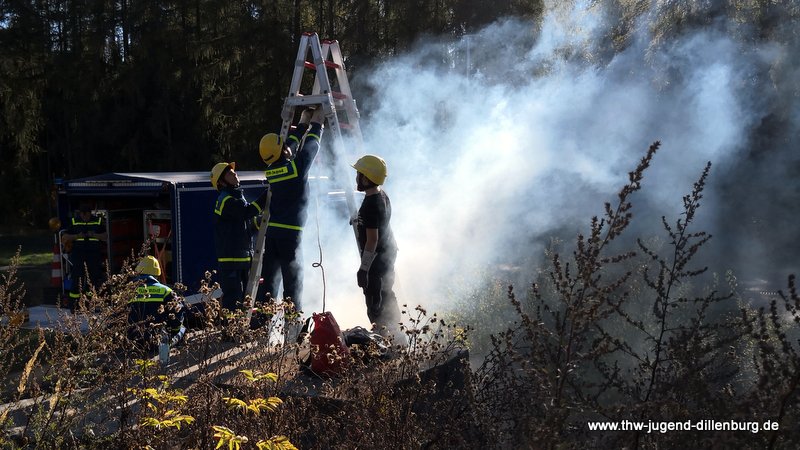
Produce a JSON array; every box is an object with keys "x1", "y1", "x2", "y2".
[
  {"x1": 136, "y1": 255, "x2": 161, "y2": 277},
  {"x1": 259, "y1": 133, "x2": 284, "y2": 165},
  {"x1": 211, "y1": 162, "x2": 235, "y2": 190},
  {"x1": 352, "y1": 155, "x2": 388, "y2": 185},
  {"x1": 48, "y1": 217, "x2": 61, "y2": 232}
]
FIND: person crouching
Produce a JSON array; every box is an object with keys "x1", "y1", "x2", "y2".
[{"x1": 128, "y1": 256, "x2": 186, "y2": 351}]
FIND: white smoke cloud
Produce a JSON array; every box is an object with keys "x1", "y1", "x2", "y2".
[{"x1": 298, "y1": 2, "x2": 796, "y2": 329}]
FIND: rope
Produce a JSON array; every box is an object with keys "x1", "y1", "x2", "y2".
[{"x1": 310, "y1": 175, "x2": 327, "y2": 312}]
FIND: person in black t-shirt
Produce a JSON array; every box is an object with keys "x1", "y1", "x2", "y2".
[{"x1": 351, "y1": 154, "x2": 402, "y2": 338}]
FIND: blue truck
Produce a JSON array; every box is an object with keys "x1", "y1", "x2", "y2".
[{"x1": 54, "y1": 171, "x2": 270, "y2": 298}]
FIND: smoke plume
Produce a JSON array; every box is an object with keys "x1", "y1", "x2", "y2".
[{"x1": 300, "y1": 1, "x2": 799, "y2": 329}]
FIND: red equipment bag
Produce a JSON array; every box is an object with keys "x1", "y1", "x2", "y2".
[{"x1": 299, "y1": 311, "x2": 350, "y2": 377}]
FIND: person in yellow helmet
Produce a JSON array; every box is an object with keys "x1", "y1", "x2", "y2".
[
  {"x1": 352, "y1": 155, "x2": 402, "y2": 338},
  {"x1": 210, "y1": 162, "x2": 270, "y2": 311},
  {"x1": 128, "y1": 256, "x2": 186, "y2": 350},
  {"x1": 256, "y1": 107, "x2": 324, "y2": 314}
]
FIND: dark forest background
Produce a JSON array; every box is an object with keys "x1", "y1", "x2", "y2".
[
  {"x1": 0, "y1": 0, "x2": 546, "y2": 227},
  {"x1": 0, "y1": 0, "x2": 797, "y2": 249}
]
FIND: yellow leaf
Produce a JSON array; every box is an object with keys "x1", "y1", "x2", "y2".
[
  {"x1": 224, "y1": 397, "x2": 248, "y2": 411},
  {"x1": 142, "y1": 417, "x2": 164, "y2": 429},
  {"x1": 214, "y1": 427, "x2": 231, "y2": 450},
  {"x1": 134, "y1": 359, "x2": 156, "y2": 369},
  {"x1": 265, "y1": 397, "x2": 283, "y2": 411},
  {"x1": 256, "y1": 436, "x2": 297, "y2": 450},
  {"x1": 239, "y1": 369, "x2": 278, "y2": 383},
  {"x1": 261, "y1": 372, "x2": 279, "y2": 382},
  {"x1": 213, "y1": 425, "x2": 234, "y2": 436},
  {"x1": 166, "y1": 392, "x2": 188, "y2": 404},
  {"x1": 144, "y1": 388, "x2": 159, "y2": 398},
  {"x1": 17, "y1": 338, "x2": 46, "y2": 396}
]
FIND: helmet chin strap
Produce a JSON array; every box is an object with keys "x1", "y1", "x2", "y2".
[
  {"x1": 356, "y1": 173, "x2": 367, "y2": 192},
  {"x1": 356, "y1": 173, "x2": 376, "y2": 192},
  {"x1": 220, "y1": 179, "x2": 239, "y2": 189}
]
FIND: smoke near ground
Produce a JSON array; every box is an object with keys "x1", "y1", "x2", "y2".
[{"x1": 300, "y1": 1, "x2": 799, "y2": 329}]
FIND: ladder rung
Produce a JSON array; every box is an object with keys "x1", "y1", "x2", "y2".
[
  {"x1": 285, "y1": 94, "x2": 332, "y2": 107},
  {"x1": 304, "y1": 60, "x2": 341, "y2": 70},
  {"x1": 331, "y1": 91, "x2": 348, "y2": 100}
]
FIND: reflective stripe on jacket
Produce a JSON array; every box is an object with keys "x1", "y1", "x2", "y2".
[
  {"x1": 68, "y1": 216, "x2": 105, "y2": 243},
  {"x1": 128, "y1": 275, "x2": 183, "y2": 334},
  {"x1": 263, "y1": 122, "x2": 322, "y2": 238},
  {"x1": 213, "y1": 187, "x2": 263, "y2": 269}
]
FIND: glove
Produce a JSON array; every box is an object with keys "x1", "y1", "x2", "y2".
[
  {"x1": 299, "y1": 107, "x2": 314, "y2": 125},
  {"x1": 357, "y1": 269, "x2": 369, "y2": 288},
  {"x1": 170, "y1": 325, "x2": 186, "y2": 346},
  {"x1": 310, "y1": 107, "x2": 325, "y2": 125},
  {"x1": 358, "y1": 250, "x2": 376, "y2": 288}
]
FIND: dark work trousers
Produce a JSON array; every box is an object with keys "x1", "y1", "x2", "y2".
[
  {"x1": 259, "y1": 234, "x2": 303, "y2": 312},
  {"x1": 218, "y1": 267, "x2": 249, "y2": 311},
  {"x1": 68, "y1": 245, "x2": 104, "y2": 311},
  {"x1": 364, "y1": 252, "x2": 401, "y2": 332}
]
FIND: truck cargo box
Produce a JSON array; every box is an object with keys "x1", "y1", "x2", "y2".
[{"x1": 55, "y1": 171, "x2": 269, "y2": 295}]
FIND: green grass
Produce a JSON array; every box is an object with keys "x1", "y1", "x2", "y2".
[
  {"x1": 0, "y1": 231, "x2": 54, "y2": 267},
  {"x1": 3, "y1": 252, "x2": 53, "y2": 266}
]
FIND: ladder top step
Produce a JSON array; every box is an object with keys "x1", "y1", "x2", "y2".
[
  {"x1": 285, "y1": 94, "x2": 333, "y2": 106},
  {"x1": 304, "y1": 60, "x2": 342, "y2": 70},
  {"x1": 331, "y1": 91, "x2": 348, "y2": 99}
]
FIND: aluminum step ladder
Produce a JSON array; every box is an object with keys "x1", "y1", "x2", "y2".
[{"x1": 246, "y1": 32, "x2": 363, "y2": 319}]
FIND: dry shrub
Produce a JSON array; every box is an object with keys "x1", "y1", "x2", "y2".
[
  {"x1": 467, "y1": 142, "x2": 798, "y2": 448},
  {"x1": 0, "y1": 249, "x2": 29, "y2": 399},
  {"x1": 1, "y1": 259, "x2": 476, "y2": 449}
]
